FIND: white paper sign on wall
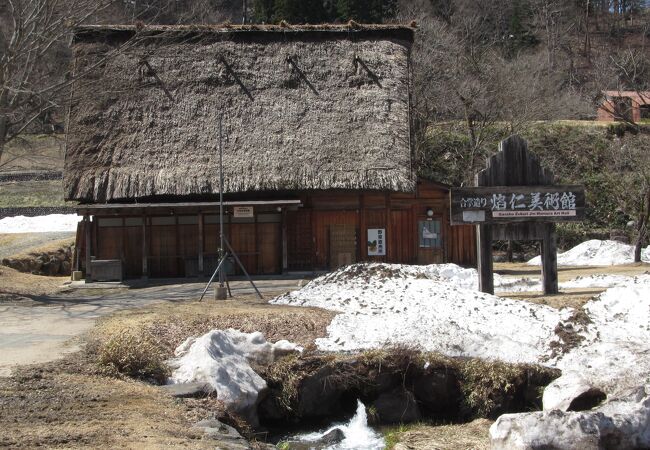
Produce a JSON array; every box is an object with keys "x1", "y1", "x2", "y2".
[
  {"x1": 233, "y1": 206, "x2": 254, "y2": 218},
  {"x1": 367, "y1": 228, "x2": 386, "y2": 256}
]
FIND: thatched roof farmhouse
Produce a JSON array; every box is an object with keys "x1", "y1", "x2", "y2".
[
  {"x1": 65, "y1": 24, "x2": 475, "y2": 280},
  {"x1": 66, "y1": 24, "x2": 415, "y2": 203}
]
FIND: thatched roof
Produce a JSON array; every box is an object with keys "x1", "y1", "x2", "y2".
[{"x1": 65, "y1": 24, "x2": 415, "y2": 203}]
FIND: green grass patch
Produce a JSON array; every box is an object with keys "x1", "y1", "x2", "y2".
[{"x1": 0, "y1": 180, "x2": 67, "y2": 207}]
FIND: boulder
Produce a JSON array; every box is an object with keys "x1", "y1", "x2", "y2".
[
  {"x1": 319, "y1": 428, "x2": 345, "y2": 445},
  {"x1": 296, "y1": 365, "x2": 345, "y2": 419},
  {"x1": 193, "y1": 419, "x2": 250, "y2": 449},
  {"x1": 159, "y1": 382, "x2": 212, "y2": 398},
  {"x1": 372, "y1": 388, "x2": 421, "y2": 424},
  {"x1": 490, "y1": 390, "x2": 650, "y2": 450},
  {"x1": 543, "y1": 373, "x2": 606, "y2": 411},
  {"x1": 412, "y1": 368, "x2": 460, "y2": 417}
]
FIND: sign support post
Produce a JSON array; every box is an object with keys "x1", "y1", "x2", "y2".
[{"x1": 450, "y1": 135, "x2": 585, "y2": 295}]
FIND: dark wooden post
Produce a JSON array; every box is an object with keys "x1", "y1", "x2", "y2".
[
  {"x1": 141, "y1": 214, "x2": 148, "y2": 279},
  {"x1": 84, "y1": 215, "x2": 91, "y2": 281},
  {"x1": 541, "y1": 223, "x2": 559, "y2": 294},
  {"x1": 198, "y1": 212, "x2": 204, "y2": 277},
  {"x1": 477, "y1": 224, "x2": 494, "y2": 294},
  {"x1": 281, "y1": 208, "x2": 288, "y2": 272}
]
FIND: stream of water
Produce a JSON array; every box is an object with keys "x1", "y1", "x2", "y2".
[{"x1": 290, "y1": 400, "x2": 386, "y2": 450}]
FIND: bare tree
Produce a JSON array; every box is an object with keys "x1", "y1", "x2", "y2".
[
  {"x1": 611, "y1": 133, "x2": 650, "y2": 261},
  {"x1": 0, "y1": 0, "x2": 118, "y2": 166}
]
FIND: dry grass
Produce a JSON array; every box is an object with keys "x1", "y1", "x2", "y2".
[
  {"x1": 88, "y1": 294, "x2": 336, "y2": 364},
  {"x1": 260, "y1": 347, "x2": 558, "y2": 422},
  {"x1": 389, "y1": 418, "x2": 493, "y2": 450},
  {"x1": 0, "y1": 234, "x2": 22, "y2": 248},
  {"x1": 494, "y1": 261, "x2": 650, "y2": 281},
  {"x1": 0, "y1": 265, "x2": 65, "y2": 299},
  {"x1": 0, "y1": 134, "x2": 64, "y2": 172},
  {"x1": 4, "y1": 237, "x2": 74, "y2": 259}
]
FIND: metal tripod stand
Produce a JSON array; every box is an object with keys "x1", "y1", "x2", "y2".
[{"x1": 199, "y1": 114, "x2": 263, "y2": 301}]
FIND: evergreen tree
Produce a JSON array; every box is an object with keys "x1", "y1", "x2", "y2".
[
  {"x1": 253, "y1": 0, "x2": 275, "y2": 22},
  {"x1": 335, "y1": 0, "x2": 397, "y2": 23},
  {"x1": 271, "y1": 0, "x2": 329, "y2": 23}
]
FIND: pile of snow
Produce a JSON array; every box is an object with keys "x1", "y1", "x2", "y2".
[
  {"x1": 528, "y1": 239, "x2": 650, "y2": 266},
  {"x1": 272, "y1": 263, "x2": 570, "y2": 363},
  {"x1": 426, "y1": 263, "x2": 541, "y2": 292},
  {"x1": 491, "y1": 276, "x2": 650, "y2": 448},
  {"x1": 167, "y1": 329, "x2": 301, "y2": 423},
  {"x1": 0, "y1": 214, "x2": 81, "y2": 233},
  {"x1": 292, "y1": 400, "x2": 385, "y2": 450},
  {"x1": 552, "y1": 276, "x2": 650, "y2": 399}
]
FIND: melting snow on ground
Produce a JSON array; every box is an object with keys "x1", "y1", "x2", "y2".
[
  {"x1": 528, "y1": 239, "x2": 650, "y2": 266},
  {"x1": 167, "y1": 329, "x2": 301, "y2": 423},
  {"x1": 0, "y1": 214, "x2": 81, "y2": 233},
  {"x1": 272, "y1": 261, "x2": 650, "y2": 448},
  {"x1": 272, "y1": 263, "x2": 570, "y2": 362}
]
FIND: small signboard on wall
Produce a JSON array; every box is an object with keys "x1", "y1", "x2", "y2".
[
  {"x1": 367, "y1": 228, "x2": 386, "y2": 256},
  {"x1": 233, "y1": 206, "x2": 254, "y2": 218}
]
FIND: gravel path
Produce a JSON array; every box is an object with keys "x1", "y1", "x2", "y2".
[{"x1": 0, "y1": 232, "x2": 74, "y2": 259}]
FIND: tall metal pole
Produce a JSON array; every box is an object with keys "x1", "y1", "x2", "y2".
[{"x1": 219, "y1": 114, "x2": 225, "y2": 289}]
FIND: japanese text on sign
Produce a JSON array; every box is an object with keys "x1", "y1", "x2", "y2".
[
  {"x1": 459, "y1": 192, "x2": 577, "y2": 212},
  {"x1": 450, "y1": 185, "x2": 585, "y2": 225},
  {"x1": 367, "y1": 228, "x2": 386, "y2": 256}
]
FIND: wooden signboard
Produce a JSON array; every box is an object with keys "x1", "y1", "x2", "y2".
[
  {"x1": 451, "y1": 185, "x2": 585, "y2": 225},
  {"x1": 450, "y1": 135, "x2": 585, "y2": 296}
]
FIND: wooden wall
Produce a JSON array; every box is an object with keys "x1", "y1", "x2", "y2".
[{"x1": 87, "y1": 180, "x2": 476, "y2": 279}]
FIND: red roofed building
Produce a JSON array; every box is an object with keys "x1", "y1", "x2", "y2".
[{"x1": 597, "y1": 91, "x2": 650, "y2": 123}]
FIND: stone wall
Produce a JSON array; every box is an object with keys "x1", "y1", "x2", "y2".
[{"x1": 2, "y1": 243, "x2": 73, "y2": 276}]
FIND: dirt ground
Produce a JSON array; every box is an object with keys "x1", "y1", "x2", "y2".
[
  {"x1": 0, "y1": 233, "x2": 75, "y2": 260},
  {"x1": 0, "y1": 358, "x2": 217, "y2": 450},
  {"x1": 495, "y1": 261, "x2": 650, "y2": 309},
  {"x1": 391, "y1": 419, "x2": 492, "y2": 450},
  {"x1": 0, "y1": 293, "x2": 334, "y2": 449}
]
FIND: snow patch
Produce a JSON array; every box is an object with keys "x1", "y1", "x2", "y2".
[
  {"x1": 528, "y1": 239, "x2": 650, "y2": 266},
  {"x1": 492, "y1": 276, "x2": 650, "y2": 448},
  {"x1": 271, "y1": 263, "x2": 569, "y2": 363},
  {"x1": 0, "y1": 214, "x2": 81, "y2": 233},
  {"x1": 167, "y1": 329, "x2": 301, "y2": 424},
  {"x1": 552, "y1": 276, "x2": 650, "y2": 400},
  {"x1": 272, "y1": 260, "x2": 650, "y2": 447}
]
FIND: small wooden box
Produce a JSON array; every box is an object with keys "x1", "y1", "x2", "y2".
[{"x1": 90, "y1": 259, "x2": 123, "y2": 282}]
